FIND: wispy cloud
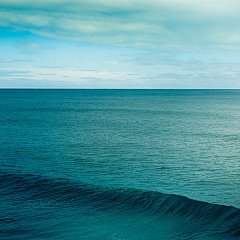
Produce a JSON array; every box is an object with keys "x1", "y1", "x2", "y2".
[
  {"x1": 1, "y1": 0, "x2": 240, "y2": 51},
  {"x1": 0, "y1": 58, "x2": 34, "y2": 63},
  {"x1": 0, "y1": 69, "x2": 32, "y2": 77},
  {"x1": 0, "y1": 58, "x2": 15, "y2": 63},
  {"x1": 1, "y1": 64, "x2": 240, "y2": 89},
  {"x1": 16, "y1": 41, "x2": 42, "y2": 53}
]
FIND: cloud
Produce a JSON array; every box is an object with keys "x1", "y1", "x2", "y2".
[
  {"x1": 0, "y1": 58, "x2": 15, "y2": 63},
  {"x1": 1, "y1": 0, "x2": 240, "y2": 51},
  {"x1": 1, "y1": 62, "x2": 240, "y2": 89},
  {"x1": 16, "y1": 41, "x2": 43, "y2": 53},
  {"x1": 0, "y1": 69, "x2": 32, "y2": 76},
  {"x1": 0, "y1": 78, "x2": 85, "y2": 89},
  {"x1": 0, "y1": 58, "x2": 34, "y2": 63},
  {"x1": 0, "y1": 67, "x2": 142, "y2": 86}
]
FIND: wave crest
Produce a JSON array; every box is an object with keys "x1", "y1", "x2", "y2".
[{"x1": 1, "y1": 172, "x2": 240, "y2": 237}]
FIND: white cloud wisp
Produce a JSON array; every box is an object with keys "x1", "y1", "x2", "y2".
[{"x1": 1, "y1": 0, "x2": 240, "y2": 51}]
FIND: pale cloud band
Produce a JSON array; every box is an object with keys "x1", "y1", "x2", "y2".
[{"x1": 1, "y1": 0, "x2": 240, "y2": 51}]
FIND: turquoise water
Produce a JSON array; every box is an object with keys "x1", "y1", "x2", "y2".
[{"x1": 0, "y1": 89, "x2": 240, "y2": 239}]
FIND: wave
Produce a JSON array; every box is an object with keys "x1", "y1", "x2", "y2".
[{"x1": 1, "y1": 171, "x2": 240, "y2": 238}]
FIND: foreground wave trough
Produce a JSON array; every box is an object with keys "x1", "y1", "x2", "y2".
[{"x1": 1, "y1": 172, "x2": 239, "y2": 239}]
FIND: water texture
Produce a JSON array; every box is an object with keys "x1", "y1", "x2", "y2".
[{"x1": 0, "y1": 89, "x2": 240, "y2": 239}]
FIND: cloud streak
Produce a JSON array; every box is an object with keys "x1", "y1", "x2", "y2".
[
  {"x1": 16, "y1": 41, "x2": 43, "y2": 53},
  {"x1": 1, "y1": 0, "x2": 240, "y2": 51},
  {"x1": 1, "y1": 63, "x2": 240, "y2": 89}
]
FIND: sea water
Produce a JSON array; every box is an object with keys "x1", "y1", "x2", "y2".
[{"x1": 0, "y1": 89, "x2": 239, "y2": 239}]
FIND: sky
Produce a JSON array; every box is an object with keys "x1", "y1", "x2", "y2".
[{"x1": 1, "y1": 0, "x2": 240, "y2": 89}]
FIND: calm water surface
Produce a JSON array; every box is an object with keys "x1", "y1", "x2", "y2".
[{"x1": 0, "y1": 89, "x2": 239, "y2": 239}]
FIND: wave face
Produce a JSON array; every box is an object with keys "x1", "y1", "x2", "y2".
[{"x1": 0, "y1": 172, "x2": 239, "y2": 240}]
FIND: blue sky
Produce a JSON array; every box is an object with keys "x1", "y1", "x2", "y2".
[{"x1": 1, "y1": 0, "x2": 240, "y2": 88}]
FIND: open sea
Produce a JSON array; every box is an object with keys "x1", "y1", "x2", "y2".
[{"x1": 0, "y1": 89, "x2": 240, "y2": 239}]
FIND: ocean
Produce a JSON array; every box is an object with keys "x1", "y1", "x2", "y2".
[{"x1": 0, "y1": 89, "x2": 239, "y2": 239}]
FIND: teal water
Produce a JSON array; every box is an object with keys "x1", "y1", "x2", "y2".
[{"x1": 0, "y1": 89, "x2": 240, "y2": 239}]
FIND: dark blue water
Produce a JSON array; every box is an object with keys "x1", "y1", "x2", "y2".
[{"x1": 0, "y1": 89, "x2": 240, "y2": 239}]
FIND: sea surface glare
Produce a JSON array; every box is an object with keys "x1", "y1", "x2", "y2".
[{"x1": 0, "y1": 89, "x2": 240, "y2": 239}]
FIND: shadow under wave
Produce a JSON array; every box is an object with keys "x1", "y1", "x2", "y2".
[{"x1": 0, "y1": 171, "x2": 240, "y2": 239}]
